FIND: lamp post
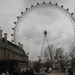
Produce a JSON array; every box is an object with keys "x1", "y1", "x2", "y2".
[
  {"x1": 7, "y1": 48, "x2": 10, "y2": 73},
  {"x1": 27, "y1": 52, "x2": 29, "y2": 69}
]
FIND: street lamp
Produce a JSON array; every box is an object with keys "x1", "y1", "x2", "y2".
[
  {"x1": 7, "y1": 47, "x2": 10, "y2": 73},
  {"x1": 27, "y1": 52, "x2": 29, "y2": 69}
]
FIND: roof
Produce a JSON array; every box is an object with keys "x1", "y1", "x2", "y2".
[{"x1": 0, "y1": 38, "x2": 28, "y2": 57}]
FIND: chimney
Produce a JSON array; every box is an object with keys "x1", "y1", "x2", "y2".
[
  {"x1": 18, "y1": 42, "x2": 21, "y2": 49},
  {"x1": 21, "y1": 44, "x2": 23, "y2": 50},
  {"x1": 4, "y1": 33, "x2": 7, "y2": 42},
  {"x1": 0, "y1": 30, "x2": 2, "y2": 40}
]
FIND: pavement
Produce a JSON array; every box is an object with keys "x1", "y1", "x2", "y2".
[
  {"x1": 45, "y1": 72, "x2": 68, "y2": 75},
  {"x1": 35, "y1": 71, "x2": 75, "y2": 75},
  {"x1": 45, "y1": 72, "x2": 75, "y2": 75}
]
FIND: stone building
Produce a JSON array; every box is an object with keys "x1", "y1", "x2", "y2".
[{"x1": 0, "y1": 29, "x2": 28, "y2": 74}]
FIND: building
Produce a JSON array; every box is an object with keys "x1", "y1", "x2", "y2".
[{"x1": 0, "y1": 29, "x2": 28, "y2": 74}]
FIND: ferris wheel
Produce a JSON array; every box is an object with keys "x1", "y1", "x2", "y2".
[{"x1": 11, "y1": 2, "x2": 75, "y2": 60}]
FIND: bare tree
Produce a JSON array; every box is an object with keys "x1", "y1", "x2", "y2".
[
  {"x1": 44, "y1": 45, "x2": 66, "y2": 69},
  {"x1": 54, "y1": 48, "x2": 65, "y2": 61}
]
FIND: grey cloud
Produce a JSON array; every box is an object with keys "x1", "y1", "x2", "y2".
[{"x1": 0, "y1": 0, "x2": 75, "y2": 60}]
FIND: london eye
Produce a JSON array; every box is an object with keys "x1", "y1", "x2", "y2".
[{"x1": 11, "y1": 2, "x2": 75, "y2": 60}]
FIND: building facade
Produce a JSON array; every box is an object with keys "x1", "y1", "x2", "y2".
[{"x1": 0, "y1": 29, "x2": 28, "y2": 74}]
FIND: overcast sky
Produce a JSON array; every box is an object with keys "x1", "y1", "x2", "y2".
[{"x1": 0, "y1": 0, "x2": 75, "y2": 60}]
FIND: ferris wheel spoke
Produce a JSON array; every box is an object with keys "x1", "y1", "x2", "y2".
[
  {"x1": 34, "y1": 8, "x2": 46, "y2": 30},
  {"x1": 23, "y1": 34, "x2": 44, "y2": 57},
  {"x1": 47, "y1": 9, "x2": 71, "y2": 30},
  {"x1": 49, "y1": 21, "x2": 74, "y2": 35},
  {"x1": 23, "y1": 12, "x2": 44, "y2": 32}
]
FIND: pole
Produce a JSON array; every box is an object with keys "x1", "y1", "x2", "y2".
[
  {"x1": 8, "y1": 48, "x2": 9, "y2": 73},
  {"x1": 27, "y1": 52, "x2": 29, "y2": 69}
]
